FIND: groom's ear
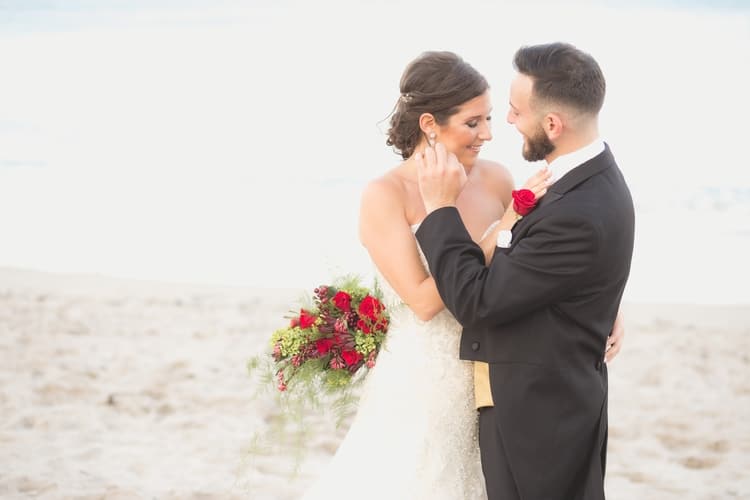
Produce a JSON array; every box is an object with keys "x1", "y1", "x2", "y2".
[
  {"x1": 543, "y1": 112, "x2": 564, "y2": 141},
  {"x1": 418, "y1": 113, "x2": 436, "y2": 134}
]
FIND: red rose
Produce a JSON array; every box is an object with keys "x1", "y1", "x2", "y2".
[
  {"x1": 315, "y1": 338, "x2": 333, "y2": 354},
  {"x1": 332, "y1": 291, "x2": 352, "y2": 312},
  {"x1": 511, "y1": 189, "x2": 537, "y2": 216},
  {"x1": 299, "y1": 309, "x2": 316, "y2": 329},
  {"x1": 358, "y1": 295, "x2": 383, "y2": 321},
  {"x1": 357, "y1": 318, "x2": 371, "y2": 334},
  {"x1": 374, "y1": 317, "x2": 389, "y2": 333},
  {"x1": 341, "y1": 350, "x2": 363, "y2": 367},
  {"x1": 289, "y1": 317, "x2": 299, "y2": 328}
]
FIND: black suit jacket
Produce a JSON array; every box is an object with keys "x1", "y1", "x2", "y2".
[{"x1": 416, "y1": 144, "x2": 634, "y2": 499}]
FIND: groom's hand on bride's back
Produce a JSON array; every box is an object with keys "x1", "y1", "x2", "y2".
[
  {"x1": 605, "y1": 309, "x2": 625, "y2": 363},
  {"x1": 416, "y1": 142, "x2": 468, "y2": 215}
]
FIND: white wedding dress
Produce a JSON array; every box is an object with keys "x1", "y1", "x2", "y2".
[{"x1": 301, "y1": 224, "x2": 486, "y2": 500}]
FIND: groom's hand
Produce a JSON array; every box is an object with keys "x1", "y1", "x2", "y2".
[
  {"x1": 416, "y1": 142, "x2": 468, "y2": 215},
  {"x1": 605, "y1": 309, "x2": 625, "y2": 363}
]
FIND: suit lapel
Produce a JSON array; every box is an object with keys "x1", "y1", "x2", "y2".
[
  {"x1": 513, "y1": 144, "x2": 616, "y2": 231},
  {"x1": 533, "y1": 144, "x2": 615, "y2": 211},
  {"x1": 534, "y1": 190, "x2": 562, "y2": 211}
]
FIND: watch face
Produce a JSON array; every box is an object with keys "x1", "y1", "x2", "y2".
[{"x1": 496, "y1": 230, "x2": 512, "y2": 248}]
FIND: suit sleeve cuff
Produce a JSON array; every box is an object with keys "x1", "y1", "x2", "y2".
[{"x1": 415, "y1": 206, "x2": 461, "y2": 245}]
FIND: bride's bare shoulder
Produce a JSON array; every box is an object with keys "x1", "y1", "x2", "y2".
[
  {"x1": 475, "y1": 158, "x2": 513, "y2": 184},
  {"x1": 474, "y1": 158, "x2": 515, "y2": 203},
  {"x1": 360, "y1": 168, "x2": 409, "y2": 211}
]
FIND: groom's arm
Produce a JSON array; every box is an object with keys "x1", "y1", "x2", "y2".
[{"x1": 415, "y1": 206, "x2": 600, "y2": 328}]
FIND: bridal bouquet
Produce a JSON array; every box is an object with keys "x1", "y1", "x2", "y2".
[{"x1": 263, "y1": 276, "x2": 390, "y2": 393}]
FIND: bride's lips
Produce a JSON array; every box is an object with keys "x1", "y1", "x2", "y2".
[{"x1": 468, "y1": 145, "x2": 482, "y2": 154}]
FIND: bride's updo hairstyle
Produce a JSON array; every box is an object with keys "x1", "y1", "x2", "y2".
[{"x1": 386, "y1": 51, "x2": 489, "y2": 160}]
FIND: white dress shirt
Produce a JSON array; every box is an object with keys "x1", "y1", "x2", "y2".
[{"x1": 547, "y1": 138, "x2": 605, "y2": 183}]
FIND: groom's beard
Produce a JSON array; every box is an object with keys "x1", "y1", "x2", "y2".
[{"x1": 522, "y1": 125, "x2": 555, "y2": 162}]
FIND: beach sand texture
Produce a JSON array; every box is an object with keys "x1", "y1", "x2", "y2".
[{"x1": 1, "y1": 267, "x2": 748, "y2": 499}]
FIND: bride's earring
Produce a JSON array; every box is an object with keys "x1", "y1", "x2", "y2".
[{"x1": 428, "y1": 132, "x2": 436, "y2": 147}]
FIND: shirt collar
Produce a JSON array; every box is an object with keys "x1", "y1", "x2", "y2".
[{"x1": 547, "y1": 138, "x2": 605, "y2": 184}]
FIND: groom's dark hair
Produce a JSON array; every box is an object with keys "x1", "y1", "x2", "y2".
[{"x1": 513, "y1": 42, "x2": 605, "y2": 116}]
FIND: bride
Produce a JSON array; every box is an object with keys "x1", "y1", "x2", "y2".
[
  {"x1": 301, "y1": 51, "x2": 617, "y2": 499},
  {"x1": 302, "y1": 50, "x2": 519, "y2": 500}
]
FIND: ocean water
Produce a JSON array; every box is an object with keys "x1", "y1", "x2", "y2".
[{"x1": 1, "y1": 1, "x2": 749, "y2": 304}]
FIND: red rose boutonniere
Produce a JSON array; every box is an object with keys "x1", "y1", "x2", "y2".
[{"x1": 511, "y1": 189, "x2": 538, "y2": 216}]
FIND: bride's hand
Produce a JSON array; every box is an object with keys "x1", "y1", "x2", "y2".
[
  {"x1": 521, "y1": 166, "x2": 553, "y2": 201},
  {"x1": 500, "y1": 166, "x2": 552, "y2": 224},
  {"x1": 479, "y1": 167, "x2": 552, "y2": 265}
]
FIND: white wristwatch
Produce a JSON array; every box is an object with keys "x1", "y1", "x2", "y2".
[{"x1": 496, "y1": 229, "x2": 513, "y2": 248}]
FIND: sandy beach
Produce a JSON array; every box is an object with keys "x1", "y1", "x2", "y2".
[{"x1": 1, "y1": 266, "x2": 748, "y2": 499}]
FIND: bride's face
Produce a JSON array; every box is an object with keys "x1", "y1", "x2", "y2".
[{"x1": 435, "y1": 91, "x2": 493, "y2": 169}]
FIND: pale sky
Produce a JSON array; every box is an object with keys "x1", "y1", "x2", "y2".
[{"x1": 1, "y1": 1, "x2": 748, "y2": 302}]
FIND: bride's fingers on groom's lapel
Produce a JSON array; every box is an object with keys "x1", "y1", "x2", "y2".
[
  {"x1": 528, "y1": 180, "x2": 547, "y2": 197},
  {"x1": 523, "y1": 167, "x2": 551, "y2": 190}
]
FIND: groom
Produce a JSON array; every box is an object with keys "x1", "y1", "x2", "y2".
[{"x1": 415, "y1": 42, "x2": 634, "y2": 500}]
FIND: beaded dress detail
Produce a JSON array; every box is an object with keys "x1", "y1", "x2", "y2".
[{"x1": 301, "y1": 224, "x2": 485, "y2": 500}]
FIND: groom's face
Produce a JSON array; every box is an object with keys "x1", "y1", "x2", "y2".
[{"x1": 507, "y1": 73, "x2": 555, "y2": 162}]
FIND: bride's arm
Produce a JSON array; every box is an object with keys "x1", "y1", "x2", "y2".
[
  {"x1": 359, "y1": 177, "x2": 444, "y2": 321},
  {"x1": 478, "y1": 209, "x2": 519, "y2": 264}
]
